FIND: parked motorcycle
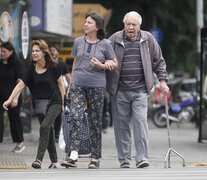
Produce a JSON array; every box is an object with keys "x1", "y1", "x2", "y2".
[{"x1": 152, "y1": 96, "x2": 196, "y2": 128}]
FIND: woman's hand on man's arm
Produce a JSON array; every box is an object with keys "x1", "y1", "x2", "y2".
[{"x1": 105, "y1": 58, "x2": 118, "y2": 71}]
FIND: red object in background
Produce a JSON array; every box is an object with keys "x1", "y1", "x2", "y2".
[
  {"x1": 29, "y1": 99, "x2": 33, "y2": 104},
  {"x1": 151, "y1": 87, "x2": 172, "y2": 104}
]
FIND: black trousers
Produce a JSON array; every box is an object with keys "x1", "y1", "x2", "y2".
[
  {"x1": 0, "y1": 97, "x2": 24, "y2": 143},
  {"x1": 36, "y1": 104, "x2": 61, "y2": 163}
]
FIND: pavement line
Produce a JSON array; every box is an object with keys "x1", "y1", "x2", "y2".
[
  {"x1": 187, "y1": 163, "x2": 207, "y2": 167},
  {"x1": 0, "y1": 166, "x2": 32, "y2": 169}
]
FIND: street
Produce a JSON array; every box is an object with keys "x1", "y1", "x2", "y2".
[{"x1": 0, "y1": 119, "x2": 207, "y2": 179}]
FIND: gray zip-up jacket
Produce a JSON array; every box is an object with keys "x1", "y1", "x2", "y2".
[{"x1": 106, "y1": 29, "x2": 168, "y2": 96}]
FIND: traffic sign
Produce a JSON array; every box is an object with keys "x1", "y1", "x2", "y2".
[{"x1": 149, "y1": 28, "x2": 163, "y2": 43}]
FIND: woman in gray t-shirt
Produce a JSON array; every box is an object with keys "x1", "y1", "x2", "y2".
[{"x1": 62, "y1": 12, "x2": 117, "y2": 169}]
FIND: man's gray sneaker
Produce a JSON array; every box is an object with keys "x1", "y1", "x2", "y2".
[
  {"x1": 136, "y1": 160, "x2": 149, "y2": 168},
  {"x1": 12, "y1": 145, "x2": 25, "y2": 153},
  {"x1": 120, "y1": 162, "x2": 130, "y2": 168}
]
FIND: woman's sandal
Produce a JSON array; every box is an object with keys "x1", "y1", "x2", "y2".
[
  {"x1": 88, "y1": 161, "x2": 100, "y2": 169},
  {"x1": 32, "y1": 159, "x2": 42, "y2": 169},
  {"x1": 48, "y1": 163, "x2": 59, "y2": 169}
]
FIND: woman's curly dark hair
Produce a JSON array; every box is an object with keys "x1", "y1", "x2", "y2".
[{"x1": 86, "y1": 12, "x2": 106, "y2": 40}]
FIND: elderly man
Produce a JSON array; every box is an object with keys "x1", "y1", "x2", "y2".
[{"x1": 106, "y1": 11, "x2": 169, "y2": 168}]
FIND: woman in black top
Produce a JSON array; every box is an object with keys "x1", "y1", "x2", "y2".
[
  {"x1": 0, "y1": 42, "x2": 25, "y2": 153},
  {"x1": 3, "y1": 39, "x2": 65, "y2": 169}
]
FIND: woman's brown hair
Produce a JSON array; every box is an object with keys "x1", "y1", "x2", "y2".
[{"x1": 31, "y1": 39, "x2": 57, "y2": 68}]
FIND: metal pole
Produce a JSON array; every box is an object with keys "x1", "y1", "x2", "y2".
[
  {"x1": 198, "y1": 29, "x2": 204, "y2": 142},
  {"x1": 164, "y1": 94, "x2": 171, "y2": 149},
  {"x1": 163, "y1": 95, "x2": 186, "y2": 168},
  {"x1": 196, "y1": 0, "x2": 204, "y2": 53}
]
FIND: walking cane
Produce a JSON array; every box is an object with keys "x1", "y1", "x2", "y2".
[{"x1": 163, "y1": 90, "x2": 185, "y2": 168}]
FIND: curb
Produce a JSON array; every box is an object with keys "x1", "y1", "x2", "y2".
[
  {"x1": 187, "y1": 163, "x2": 207, "y2": 167},
  {"x1": 0, "y1": 166, "x2": 32, "y2": 169}
]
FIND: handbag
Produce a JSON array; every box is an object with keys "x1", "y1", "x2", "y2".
[
  {"x1": 33, "y1": 89, "x2": 56, "y2": 117},
  {"x1": 33, "y1": 99, "x2": 50, "y2": 117},
  {"x1": 62, "y1": 103, "x2": 91, "y2": 155}
]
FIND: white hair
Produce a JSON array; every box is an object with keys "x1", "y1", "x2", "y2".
[{"x1": 123, "y1": 11, "x2": 142, "y2": 25}]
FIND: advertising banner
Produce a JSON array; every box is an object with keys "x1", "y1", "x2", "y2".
[
  {"x1": 0, "y1": 11, "x2": 13, "y2": 43},
  {"x1": 21, "y1": 11, "x2": 29, "y2": 59},
  {"x1": 45, "y1": 0, "x2": 72, "y2": 36},
  {"x1": 31, "y1": 0, "x2": 43, "y2": 30},
  {"x1": 31, "y1": 0, "x2": 73, "y2": 37}
]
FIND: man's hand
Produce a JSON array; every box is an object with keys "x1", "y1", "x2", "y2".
[{"x1": 160, "y1": 81, "x2": 169, "y2": 94}]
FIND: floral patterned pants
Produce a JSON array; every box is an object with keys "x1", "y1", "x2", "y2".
[{"x1": 69, "y1": 84, "x2": 105, "y2": 159}]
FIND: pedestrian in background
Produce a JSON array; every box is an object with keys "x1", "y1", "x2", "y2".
[
  {"x1": 102, "y1": 92, "x2": 111, "y2": 134},
  {"x1": 3, "y1": 39, "x2": 65, "y2": 169},
  {"x1": 49, "y1": 45, "x2": 71, "y2": 143},
  {"x1": 106, "y1": 11, "x2": 169, "y2": 168},
  {"x1": 62, "y1": 12, "x2": 117, "y2": 169},
  {"x1": 0, "y1": 42, "x2": 25, "y2": 153}
]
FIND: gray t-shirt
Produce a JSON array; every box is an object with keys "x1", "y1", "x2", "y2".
[{"x1": 71, "y1": 36, "x2": 116, "y2": 87}]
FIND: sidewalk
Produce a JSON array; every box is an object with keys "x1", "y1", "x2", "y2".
[{"x1": 0, "y1": 118, "x2": 207, "y2": 169}]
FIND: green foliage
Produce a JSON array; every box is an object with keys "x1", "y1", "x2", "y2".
[{"x1": 157, "y1": 0, "x2": 197, "y2": 76}]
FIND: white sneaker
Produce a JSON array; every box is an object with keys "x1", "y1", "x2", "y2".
[{"x1": 12, "y1": 145, "x2": 25, "y2": 153}]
